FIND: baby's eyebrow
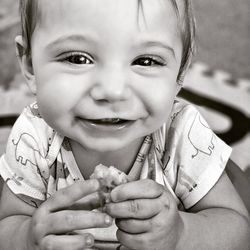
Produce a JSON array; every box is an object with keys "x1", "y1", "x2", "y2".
[
  {"x1": 139, "y1": 41, "x2": 176, "y2": 60},
  {"x1": 45, "y1": 34, "x2": 95, "y2": 51}
]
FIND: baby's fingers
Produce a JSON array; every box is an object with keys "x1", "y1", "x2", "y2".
[
  {"x1": 40, "y1": 233, "x2": 94, "y2": 250},
  {"x1": 38, "y1": 210, "x2": 113, "y2": 236},
  {"x1": 70, "y1": 191, "x2": 108, "y2": 211},
  {"x1": 116, "y1": 218, "x2": 150, "y2": 234},
  {"x1": 42, "y1": 179, "x2": 101, "y2": 212},
  {"x1": 111, "y1": 179, "x2": 163, "y2": 202},
  {"x1": 105, "y1": 198, "x2": 162, "y2": 219},
  {"x1": 106, "y1": 189, "x2": 172, "y2": 220}
]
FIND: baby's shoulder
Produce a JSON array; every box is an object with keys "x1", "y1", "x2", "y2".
[
  {"x1": 11, "y1": 102, "x2": 54, "y2": 145},
  {"x1": 169, "y1": 99, "x2": 198, "y2": 125},
  {"x1": 6, "y1": 102, "x2": 63, "y2": 164}
]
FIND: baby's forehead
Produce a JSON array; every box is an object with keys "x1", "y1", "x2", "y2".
[
  {"x1": 36, "y1": 0, "x2": 185, "y2": 24},
  {"x1": 34, "y1": 0, "x2": 186, "y2": 45},
  {"x1": 36, "y1": 1, "x2": 183, "y2": 38}
]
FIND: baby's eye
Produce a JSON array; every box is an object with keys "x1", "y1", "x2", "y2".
[
  {"x1": 132, "y1": 56, "x2": 166, "y2": 67},
  {"x1": 60, "y1": 52, "x2": 93, "y2": 65}
]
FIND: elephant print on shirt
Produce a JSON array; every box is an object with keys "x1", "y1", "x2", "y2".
[
  {"x1": 12, "y1": 133, "x2": 47, "y2": 167},
  {"x1": 188, "y1": 112, "x2": 215, "y2": 158}
]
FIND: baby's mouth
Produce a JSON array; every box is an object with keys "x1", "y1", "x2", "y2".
[
  {"x1": 77, "y1": 117, "x2": 135, "y2": 132},
  {"x1": 89, "y1": 118, "x2": 128, "y2": 125}
]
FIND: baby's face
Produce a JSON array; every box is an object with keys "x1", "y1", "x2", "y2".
[{"x1": 30, "y1": 0, "x2": 183, "y2": 152}]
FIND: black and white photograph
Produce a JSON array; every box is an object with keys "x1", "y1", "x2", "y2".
[{"x1": 0, "y1": 0, "x2": 249, "y2": 249}]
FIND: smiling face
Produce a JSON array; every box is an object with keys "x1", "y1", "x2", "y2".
[{"x1": 23, "y1": 0, "x2": 183, "y2": 153}]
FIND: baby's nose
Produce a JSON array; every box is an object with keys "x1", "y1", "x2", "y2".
[{"x1": 90, "y1": 67, "x2": 131, "y2": 103}]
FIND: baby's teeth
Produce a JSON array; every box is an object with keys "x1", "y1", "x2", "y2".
[{"x1": 100, "y1": 118, "x2": 120, "y2": 123}]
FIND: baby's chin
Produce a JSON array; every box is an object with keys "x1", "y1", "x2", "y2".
[
  {"x1": 78, "y1": 137, "x2": 134, "y2": 153},
  {"x1": 69, "y1": 135, "x2": 130, "y2": 153}
]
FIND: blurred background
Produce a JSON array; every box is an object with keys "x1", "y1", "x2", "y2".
[{"x1": 0, "y1": 0, "x2": 249, "y2": 177}]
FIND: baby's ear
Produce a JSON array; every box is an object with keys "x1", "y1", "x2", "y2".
[{"x1": 15, "y1": 35, "x2": 37, "y2": 94}]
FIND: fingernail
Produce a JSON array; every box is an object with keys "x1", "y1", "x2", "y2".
[
  {"x1": 105, "y1": 215, "x2": 112, "y2": 225},
  {"x1": 86, "y1": 235, "x2": 93, "y2": 246},
  {"x1": 105, "y1": 193, "x2": 111, "y2": 203}
]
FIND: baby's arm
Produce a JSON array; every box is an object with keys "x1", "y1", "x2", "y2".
[
  {"x1": 0, "y1": 179, "x2": 113, "y2": 250},
  {"x1": 177, "y1": 167, "x2": 250, "y2": 250},
  {"x1": 0, "y1": 183, "x2": 35, "y2": 250},
  {"x1": 106, "y1": 161, "x2": 250, "y2": 250}
]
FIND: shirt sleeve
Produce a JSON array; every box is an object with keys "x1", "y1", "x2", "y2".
[
  {"x1": 0, "y1": 105, "x2": 52, "y2": 207},
  {"x1": 163, "y1": 103, "x2": 232, "y2": 209}
]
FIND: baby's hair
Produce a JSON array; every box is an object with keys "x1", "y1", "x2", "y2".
[
  {"x1": 19, "y1": 0, "x2": 37, "y2": 57},
  {"x1": 136, "y1": 0, "x2": 195, "y2": 82},
  {"x1": 19, "y1": 0, "x2": 195, "y2": 83}
]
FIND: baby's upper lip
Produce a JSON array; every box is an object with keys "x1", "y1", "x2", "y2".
[
  {"x1": 86, "y1": 118, "x2": 131, "y2": 125},
  {"x1": 89, "y1": 118, "x2": 131, "y2": 121},
  {"x1": 78, "y1": 115, "x2": 135, "y2": 121},
  {"x1": 87, "y1": 117, "x2": 132, "y2": 121}
]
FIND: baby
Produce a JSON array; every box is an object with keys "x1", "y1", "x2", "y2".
[{"x1": 0, "y1": 0, "x2": 249, "y2": 249}]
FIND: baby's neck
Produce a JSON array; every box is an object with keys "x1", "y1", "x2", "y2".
[{"x1": 69, "y1": 138, "x2": 144, "y2": 179}]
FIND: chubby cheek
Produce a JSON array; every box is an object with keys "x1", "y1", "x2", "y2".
[
  {"x1": 144, "y1": 82, "x2": 177, "y2": 124},
  {"x1": 36, "y1": 93, "x2": 64, "y2": 130},
  {"x1": 35, "y1": 78, "x2": 74, "y2": 127},
  {"x1": 36, "y1": 70, "x2": 82, "y2": 105}
]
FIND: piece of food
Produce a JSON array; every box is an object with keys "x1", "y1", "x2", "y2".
[
  {"x1": 76, "y1": 165, "x2": 130, "y2": 241},
  {"x1": 90, "y1": 164, "x2": 129, "y2": 188},
  {"x1": 90, "y1": 164, "x2": 130, "y2": 205}
]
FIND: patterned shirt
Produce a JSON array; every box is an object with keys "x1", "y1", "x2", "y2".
[{"x1": 0, "y1": 100, "x2": 232, "y2": 248}]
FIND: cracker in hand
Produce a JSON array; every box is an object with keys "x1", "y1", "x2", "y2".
[{"x1": 90, "y1": 164, "x2": 130, "y2": 205}]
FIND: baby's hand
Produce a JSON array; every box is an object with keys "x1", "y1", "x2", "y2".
[
  {"x1": 26, "y1": 179, "x2": 113, "y2": 250},
  {"x1": 105, "y1": 179, "x2": 183, "y2": 250}
]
